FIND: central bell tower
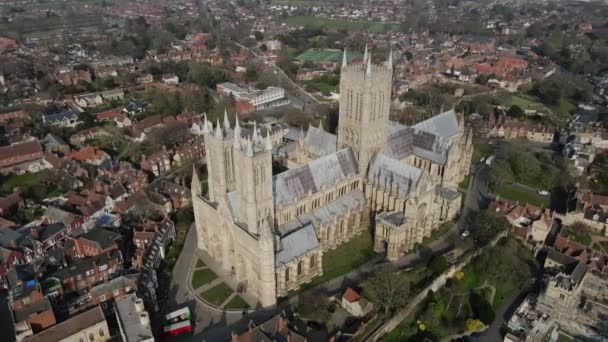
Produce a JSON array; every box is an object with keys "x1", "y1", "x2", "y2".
[{"x1": 337, "y1": 46, "x2": 393, "y2": 174}]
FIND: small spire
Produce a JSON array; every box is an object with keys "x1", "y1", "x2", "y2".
[
  {"x1": 366, "y1": 52, "x2": 372, "y2": 78},
  {"x1": 318, "y1": 120, "x2": 323, "y2": 131},
  {"x1": 342, "y1": 48, "x2": 348, "y2": 68},
  {"x1": 223, "y1": 108, "x2": 230, "y2": 131},
  {"x1": 265, "y1": 130, "x2": 272, "y2": 151},
  {"x1": 202, "y1": 113, "x2": 210, "y2": 134},
  {"x1": 233, "y1": 115, "x2": 241, "y2": 149},
  {"x1": 363, "y1": 44, "x2": 368, "y2": 64},
  {"x1": 387, "y1": 48, "x2": 393, "y2": 69},
  {"x1": 246, "y1": 137, "x2": 254, "y2": 157},
  {"x1": 215, "y1": 118, "x2": 223, "y2": 139}
]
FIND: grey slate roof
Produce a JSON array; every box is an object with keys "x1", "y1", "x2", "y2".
[
  {"x1": 0, "y1": 228, "x2": 22, "y2": 247},
  {"x1": 412, "y1": 129, "x2": 452, "y2": 165},
  {"x1": 437, "y1": 187, "x2": 460, "y2": 201},
  {"x1": 304, "y1": 126, "x2": 337, "y2": 157},
  {"x1": 377, "y1": 211, "x2": 408, "y2": 227},
  {"x1": 412, "y1": 109, "x2": 460, "y2": 139},
  {"x1": 275, "y1": 223, "x2": 319, "y2": 266},
  {"x1": 43, "y1": 109, "x2": 78, "y2": 124},
  {"x1": 384, "y1": 127, "x2": 414, "y2": 160},
  {"x1": 273, "y1": 148, "x2": 358, "y2": 206},
  {"x1": 386, "y1": 118, "x2": 454, "y2": 165},
  {"x1": 89, "y1": 276, "x2": 136, "y2": 298},
  {"x1": 368, "y1": 153, "x2": 424, "y2": 198},
  {"x1": 79, "y1": 228, "x2": 120, "y2": 250}
]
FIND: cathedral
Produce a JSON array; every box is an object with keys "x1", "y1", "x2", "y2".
[{"x1": 191, "y1": 47, "x2": 473, "y2": 306}]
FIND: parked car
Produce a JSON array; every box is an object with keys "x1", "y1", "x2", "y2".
[
  {"x1": 537, "y1": 190, "x2": 550, "y2": 196},
  {"x1": 460, "y1": 230, "x2": 470, "y2": 239}
]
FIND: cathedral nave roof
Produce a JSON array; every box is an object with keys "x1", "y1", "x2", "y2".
[
  {"x1": 273, "y1": 148, "x2": 358, "y2": 206},
  {"x1": 303, "y1": 125, "x2": 337, "y2": 157},
  {"x1": 412, "y1": 108, "x2": 460, "y2": 139},
  {"x1": 275, "y1": 223, "x2": 319, "y2": 266},
  {"x1": 368, "y1": 154, "x2": 425, "y2": 198}
]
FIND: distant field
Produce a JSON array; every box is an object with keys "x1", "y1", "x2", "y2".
[
  {"x1": 295, "y1": 48, "x2": 361, "y2": 63},
  {"x1": 281, "y1": 16, "x2": 399, "y2": 33}
]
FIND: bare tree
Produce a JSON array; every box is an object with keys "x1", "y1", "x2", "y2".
[{"x1": 365, "y1": 266, "x2": 410, "y2": 316}]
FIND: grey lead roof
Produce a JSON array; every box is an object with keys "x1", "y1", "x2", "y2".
[
  {"x1": 115, "y1": 294, "x2": 154, "y2": 342},
  {"x1": 273, "y1": 148, "x2": 358, "y2": 206},
  {"x1": 412, "y1": 109, "x2": 460, "y2": 139},
  {"x1": 304, "y1": 126, "x2": 337, "y2": 157},
  {"x1": 384, "y1": 127, "x2": 414, "y2": 160},
  {"x1": 437, "y1": 187, "x2": 460, "y2": 201},
  {"x1": 275, "y1": 223, "x2": 320, "y2": 266},
  {"x1": 377, "y1": 211, "x2": 408, "y2": 227},
  {"x1": 412, "y1": 129, "x2": 452, "y2": 165},
  {"x1": 368, "y1": 153, "x2": 424, "y2": 198}
]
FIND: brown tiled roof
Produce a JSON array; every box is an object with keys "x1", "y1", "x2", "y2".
[
  {"x1": 24, "y1": 306, "x2": 106, "y2": 342},
  {"x1": 343, "y1": 287, "x2": 361, "y2": 303},
  {"x1": 0, "y1": 193, "x2": 22, "y2": 210},
  {"x1": 0, "y1": 140, "x2": 43, "y2": 162}
]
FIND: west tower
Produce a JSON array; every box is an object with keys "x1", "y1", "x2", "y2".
[{"x1": 337, "y1": 47, "x2": 393, "y2": 174}]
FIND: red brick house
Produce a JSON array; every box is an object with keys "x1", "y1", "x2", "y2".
[
  {"x1": 71, "y1": 228, "x2": 121, "y2": 258},
  {"x1": 52, "y1": 250, "x2": 122, "y2": 293},
  {"x1": 10, "y1": 284, "x2": 57, "y2": 333},
  {"x1": 0, "y1": 140, "x2": 44, "y2": 168}
]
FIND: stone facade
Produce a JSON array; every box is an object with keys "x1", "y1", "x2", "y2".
[{"x1": 191, "y1": 48, "x2": 473, "y2": 306}]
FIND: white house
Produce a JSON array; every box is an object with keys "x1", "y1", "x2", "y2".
[{"x1": 341, "y1": 288, "x2": 373, "y2": 317}]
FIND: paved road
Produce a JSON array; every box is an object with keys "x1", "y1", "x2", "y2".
[
  {"x1": 159, "y1": 225, "x2": 283, "y2": 342},
  {"x1": 235, "y1": 42, "x2": 323, "y2": 114}
]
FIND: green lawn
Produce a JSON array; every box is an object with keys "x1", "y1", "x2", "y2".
[
  {"x1": 494, "y1": 183, "x2": 549, "y2": 207},
  {"x1": 508, "y1": 94, "x2": 550, "y2": 113},
  {"x1": 472, "y1": 141, "x2": 495, "y2": 163},
  {"x1": 195, "y1": 258, "x2": 206, "y2": 268},
  {"x1": 224, "y1": 295, "x2": 250, "y2": 310},
  {"x1": 458, "y1": 175, "x2": 471, "y2": 191},
  {"x1": 200, "y1": 282, "x2": 234, "y2": 306},
  {"x1": 282, "y1": 16, "x2": 399, "y2": 33},
  {"x1": 421, "y1": 221, "x2": 455, "y2": 247},
  {"x1": 0, "y1": 173, "x2": 41, "y2": 194},
  {"x1": 191, "y1": 269, "x2": 218, "y2": 289},
  {"x1": 593, "y1": 241, "x2": 608, "y2": 252},
  {"x1": 305, "y1": 80, "x2": 336, "y2": 93},
  {"x1": 562, "y1": 229, "x2": 592, "y2": 246},
  {"x1": 295, "y1": 48, "x2": 361, "y2": 63},
  {"x1": 289, "y1": 231, "x2": 375, "y2": 294}
]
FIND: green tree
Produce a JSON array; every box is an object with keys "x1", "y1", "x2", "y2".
[
  {"x1": 244, "y1": 67, "x2": 259, "y2": 82},
  {"x1": 507, "y1": 105, "x2": 524, "y2": 119},
  {"x1": 469, "y1": 292, "x2": 495, "y2": 324},
  {"x1": 470, "y1": 211, "x2": 509, "y2": 246},
  {"x1": 254, "y1": 30, "x2": 264, "y2": 41},
  {"x1": 365, "y1": 266, "x2": 410, "y2": 315}
]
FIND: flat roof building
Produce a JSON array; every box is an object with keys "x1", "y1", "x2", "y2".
[{"x1": 114, "y1": 294, "x2": 153, "y2": 342}]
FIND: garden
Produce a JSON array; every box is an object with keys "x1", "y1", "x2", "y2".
[
  {"x1": 384, "y1": 237, "x2": 536, "y2": 341},
  {"x1": 489, "y1": 142, "x2": 574, "y2": 207}
]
